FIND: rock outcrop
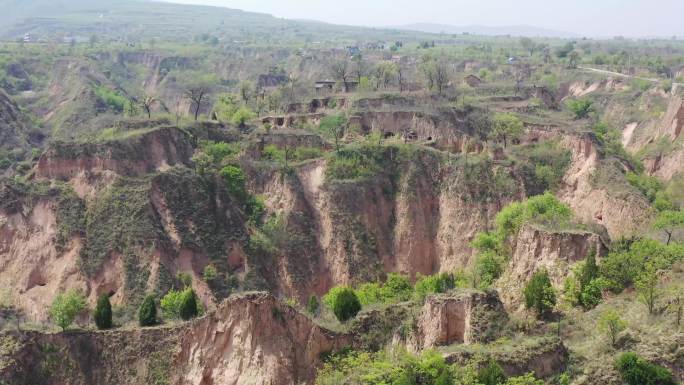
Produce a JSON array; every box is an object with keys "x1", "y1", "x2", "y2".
[
  {"x1": 497, "y1": 224, "x2": 608, "y2": 308},
  {"x1": 408, "y1": 291, "x2": 508, "y2": 350},
  {"x1": 0, "y1": 293, "x2": 351, "y2": 385}
]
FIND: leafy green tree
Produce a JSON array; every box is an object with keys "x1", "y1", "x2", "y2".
[
  {"x1": 524, "y1": 269, "x2": 556, "y2": 317},
  {"x1": 478, "y1": 360, "x2": 506, "y2": 385},
  {"x1": 138, "y1": 295, "x2": 157, "y2": 327},
  {"x1": 579, "y1": 278, "x2": 608, "y2": 309},
  {"x1": 491, "y1": 113, "x2": 524, "y2": 148},
  {"x1": 566, "y1": 99, "x2": 594, "y2": 119},
  {"x1": 616, "y1": 352, "x2": 676, "y2": 385},
  {"x1": 323, "y1": 287, "x2": 361, "y2": 322},
  {"x1": 49, "y1": 290, "x2": 87, "y2": 331},
  {"x1": 598, "y1": 308, "x2": 627, "y2": 347},
  {"x1": 635, "y1": 264, "x2": 661, "y2": 314},
  {"x1": 653, "y1": 210, "x2": 684, "y2": 245},
  {"x1": 475, "y1": 252, "x2": 504, "y2": 289},
  {"x1": 93, "y1": 293, "x2": 113, "y2": 330},
  {"x1": 231, "y1": 106, "x2": 257, "y2": 127},
  {"x1": 319, "y1": 115, "x2": 347, "y2": 151}
]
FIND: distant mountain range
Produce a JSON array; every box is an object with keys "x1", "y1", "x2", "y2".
[{"x1": 393, "y1": 23, "x2": 580, "y2": 38}]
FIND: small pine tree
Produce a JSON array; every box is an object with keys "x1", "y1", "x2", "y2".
[
  {"x1": 138, "y1": 295, "x2": 157, "y2": 327},
  {"x1": 179, "y1": 288, "x2": 199, "y2": 321},
  {"x1": 306, "y1": 295, "x2": 319, "y2": 315},
  {"x1": 524, "y1": 269, "x2": 557, "y2": 317},
  {"x1": 579, "y1": 250, "x2": 598, "y2": 289},
  {"x1": 93, "y1": 294, "x2": 113, "y2": 330}
]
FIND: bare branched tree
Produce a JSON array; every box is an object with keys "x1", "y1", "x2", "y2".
[
  {"x1": 330, "y1": 58, "x2": 351, "y2": 92},
  {"x1": 185, "y1": 87, "x2": 208, "y2": 121},
  {"x1": 140, "y1": 95, "x2": 158, "y2": 119}
]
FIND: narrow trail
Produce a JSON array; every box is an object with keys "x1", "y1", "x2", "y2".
[{"x1": 578, "y1": 66, "x2": 683, "y2": 91}]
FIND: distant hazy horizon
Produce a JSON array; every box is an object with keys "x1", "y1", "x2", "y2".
[{"x1": 160, "y1": 0, "x2": 684, "y2": 38}]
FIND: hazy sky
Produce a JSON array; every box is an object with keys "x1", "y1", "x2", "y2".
[{"x1": 164, "y1": 0, "x2": 683, "y2": 37}]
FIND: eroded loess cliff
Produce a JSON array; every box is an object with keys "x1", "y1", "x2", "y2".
[
  {"x1": 497, "y1": 223, "x2": 608, "y2": 308},
  {"x1": 557, "y1": 133, "x2": 653, "y2": 239},
  {"x1": 0, "y1": 293, "x2": 351, "y2": 385},
  {"x1": 1, "y1": 153, "x2": 247, "y2": 320},
  {"x1": 249, "y1": 147, "x2": 524, "y2": 300}
]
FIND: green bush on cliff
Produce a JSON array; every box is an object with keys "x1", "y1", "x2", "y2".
[
  {"x1": 93, "y1": 293, "x2": 113, "y2": 330},
  {"x1": 138, "y1": 295, "x2": 157, "y2": 327},
  {"x1": 523, "y1": 269, "x2": 556, "y2": 317},
  {"x1": 616, "y1": 352, "x2": 676, "y2": 385},
  {"x1": 599, "y1": 239, "x2": 684, "y2": 292},
  {"x1": 414, "y1": 272, "x2": 458, "y2": 300},
  {"x1": 473, "y1": 192, "x2": 572, "y2": 258},
  {"x1": 512, "y1": 141, "x2": 571, "y2": 196},
  {"x1": 323, "y1": 287, "x2": 361, "y2": 322},
  {"x1": 316, "y1": 348, "x2": 453, "y2": 385},
  {"x1": 49, "y1": 290, "x2": 87, "y2": 331},
  {"x1": 160, "y1": 287, "x2": 202, "y2": 321},
  {"x1": 478, "y1": 359, "x2": 506, "y2": 385}
]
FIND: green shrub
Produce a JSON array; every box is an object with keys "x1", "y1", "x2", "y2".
[
  {"x1": 49, "y1": 290, "x2": 87, "y2": 331},
  {"x1": 616, "y1": 352, "x2": 676, "y2": 385},
  {"x1": 478, "y1": 360, "x2": 507, "y2": 385},
  {"x1": 316, "y1": 349, "x2": 452, "y2": 385},
  {"x1": 138, "y1": 295, "x2": 157, "y2": 327},
  {"x1": 379, "y1": 273, "x2": 413, "y2": 303},
  {"x1": 566, "y1": 98, "x2": 594, "y2": 119},
  {"x1": 93, "y1": 85, "x2": 128, "y2": 113},
  {"x1": 475, "y1": 252, "x2": 505, "y2": 289},
  {"x1": 599, "y1": 239, "x2": 684, "y2": 291},
  {"x1": 355, "y1": 282, "x2": 383, "y2": 305},
  {"x1": 231, "y1": 106, "x2": 257, "y2": 127},
  {"x1": 414, "y1": 273, "x2": 456, "y2": 300},
  {"x1": 513, "y1": 141, "x2": 571, "y2": 195},
  {"x1": 495, "y1": 192, "x2": 572, "y2": 241},
  {"x1": 626, "y1": 172, "x2": 664, "y2": 204},
  {"x1": 579, "y1": 278, "x2": 608, "y2": 309},
  {"x1": 203, "y1": 141, "x2": 240, "y2": 165},
  {"x1": 203, "y1": 264, "x2": 218, "y2": 282},
  {"x1": 523, "y1": 269, "x2": 556, "y2": 317},
  {"x1": 598, "y1": 308, "x2": 627, "y2": 347},
  {"x1": 504, "y1": 373, "x2": 545, "y2": 385},
  {"x1": 323, "y1": 287, "x2": 361, "y2": 322},
  {"x1": 219, "y1": 165, "x2": 248, "y2": 200},
  {"x1": 325, "y1": 144, "x2": 389, "y2": 180},
  {"x1": 93, "y1": 294, "x2": 113, "y2": 330}
]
